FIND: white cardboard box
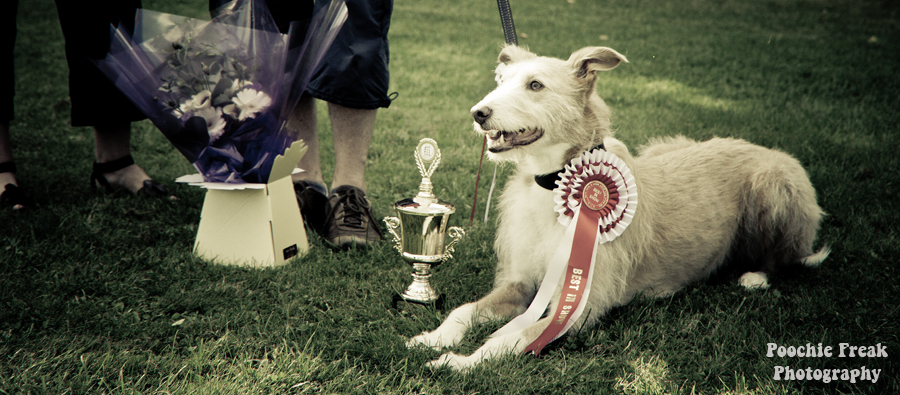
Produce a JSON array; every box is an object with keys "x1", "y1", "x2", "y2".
[{"x1": 176, "y1": 140, "x2": 310, "y2": 267}]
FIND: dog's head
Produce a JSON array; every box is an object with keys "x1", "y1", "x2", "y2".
[{"x1": 471, "y1": 45, "x2": 627, "y2": 173}]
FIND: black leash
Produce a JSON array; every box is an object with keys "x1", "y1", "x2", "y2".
[
  {"x1": 471, "y1": 0, "x2": 520, "y2": 226},
  {"x1": 496, "y1": 0, "x2": 518, "y2": 46}
]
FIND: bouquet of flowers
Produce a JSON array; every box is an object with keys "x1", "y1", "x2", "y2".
[{"x1": 95, "y1": 0, "x2": 347, "y2": 183}]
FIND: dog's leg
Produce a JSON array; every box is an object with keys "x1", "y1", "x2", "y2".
[
  {"x1": 426, "y1": 311, "x2": 553, "y2": 371},
  {"x1": 739, "y1": 158, "x2": 828, "y2": 289},
  {"x1": 407, "y1": 282, "x2": 531, "y2": 350}
]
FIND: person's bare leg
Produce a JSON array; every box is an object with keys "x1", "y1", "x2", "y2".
[
  {"x1": 329, "y1": 102, "x2": 376, "y2": 193},
  {"x1": 0, "y1": 121, "x2": 18, "y2": 191},
  {"x1": 289, "y1": 95, "x2": 325, "y2": 187},
  {"x1": 321, "y1": 102, "x2": 380, "y2": 248},
  {"x1": 93, "y1": 122, "x2": 152, "y2": 193}
]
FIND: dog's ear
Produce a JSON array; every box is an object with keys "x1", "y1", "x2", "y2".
[
  {"x1": 494, "y1": 63, "x2": 507, "y2": 85},
  {"x1": 568, "y1": 47, "x2": 628, "y2": 79},
  {"x1": 498, "y1": 45, "x2": 537, "y2": 65}
]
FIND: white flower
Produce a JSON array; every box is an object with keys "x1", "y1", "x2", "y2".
[
  {"x1": 223, "y1": 87, "x2": 272, "y2": 121},
  {"x1": 194, "y1": 106, "x2": 226, "y2": 142},
  {"x1": 179, "y1": 89, "x2": 213, "y2": 113}
]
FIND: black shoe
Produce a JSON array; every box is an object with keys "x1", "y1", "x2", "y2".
[
  {"x1": 90, "y1": 155, "x2": 172, "y2": 198},
  {"x1": 0, "y1": 162, "x2": 35, "y2": 211},
  {"x1": 324, "y1": 185, "x2": 383, "y2": 249},
  {"x1": 293, "y1": 180, "x2": 328, "y2": 235}
]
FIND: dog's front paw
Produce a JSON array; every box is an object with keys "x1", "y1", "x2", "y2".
[
  {"x1": 406, "y1": 329, "x2": 465, "y2": 350},
  {"x1": 406, "y1": 332, "x2": 440, "y2": 350},
  {"x1": 426, "y1": 352, "x2": 473, "y2": 372},
  {"x1": 406, "y1": 332, "x2": 451, "y2": 351}
]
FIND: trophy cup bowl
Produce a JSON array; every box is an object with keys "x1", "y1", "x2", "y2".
[{"x1": 385, "y1": 197, "x2": 464, "y2": 306}]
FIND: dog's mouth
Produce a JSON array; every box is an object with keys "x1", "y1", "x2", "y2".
[{"x1": 483, "y1": 128, "x2": 545, "y2": 153}]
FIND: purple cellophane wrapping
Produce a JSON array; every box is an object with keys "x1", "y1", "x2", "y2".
[{"x1": 95, "y1": 0, "x2": 347, "y2": 183}]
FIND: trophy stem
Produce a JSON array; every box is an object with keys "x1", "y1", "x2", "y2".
[
  {"x1": 400, "y1": 262, "x2": 440, "y2": 304},
  {"x1": 415, "y1": 177, "x2": 435, "y2": 205}
]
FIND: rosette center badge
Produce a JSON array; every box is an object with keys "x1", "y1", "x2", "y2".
[{"x1": 384, "y1": 139, "x2": 464, "y2": 307}]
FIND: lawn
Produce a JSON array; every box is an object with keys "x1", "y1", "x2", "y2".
[{"x1": 2, "y1": 0, "x2": 898, "y2": 393}]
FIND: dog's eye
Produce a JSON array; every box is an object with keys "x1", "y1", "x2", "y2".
[{"x1": 529, "y1": 81, "x2": 544, "y2": 91}]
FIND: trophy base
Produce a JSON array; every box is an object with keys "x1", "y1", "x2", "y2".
[
  {"x1": 392, "y1": 293, "x2": 445, "y2": 311},
  {"x1": 392, "y1": 262, "x2": 446, "y2": 310}
]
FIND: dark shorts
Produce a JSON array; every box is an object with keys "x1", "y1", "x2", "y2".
[
  {"x1": 215, "y1": 0, "x2": 394, "y2": 110},
  {"x1": 306, "y1": 0, "x2": 394, "y2": 109}
]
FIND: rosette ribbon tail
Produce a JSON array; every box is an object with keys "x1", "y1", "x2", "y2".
[
  {"x1": 488, "y1": 207, "x2": 581, "y2": 339},
  {"x1": 523, "y1": 205, "x2": 602, "y2": 355}
]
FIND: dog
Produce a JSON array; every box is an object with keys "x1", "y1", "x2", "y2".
[{"x1": 406, "y1": 45, "x2": 829, "y2": 371}]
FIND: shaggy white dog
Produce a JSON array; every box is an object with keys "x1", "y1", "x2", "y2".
[{"x1": 407, "y1": 45, "x2": 829, "y2": 371}]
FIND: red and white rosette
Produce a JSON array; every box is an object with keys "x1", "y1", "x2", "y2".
[
  {"x1": 553, "y1": 148, "x2": 637, "y2": 235},
  {"x1": 489, "y1": 147, "x2": 637, "y2": 355}
]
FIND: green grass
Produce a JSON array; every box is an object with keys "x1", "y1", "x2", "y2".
[{"x1": 3, "y1": 0, "x2": 899, "y2": 393}]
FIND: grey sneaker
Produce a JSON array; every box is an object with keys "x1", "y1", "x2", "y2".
[{"x1": 324, "y1": 185, "x2": 383, "y2": 249}]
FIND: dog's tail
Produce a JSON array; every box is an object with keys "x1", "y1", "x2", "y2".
[{"x1": 799, "y1": 245, "x2": 831, "y2": 267}]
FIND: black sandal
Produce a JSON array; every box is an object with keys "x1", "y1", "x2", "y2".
[
  {"x1": 0, "y1": 161, "x2": 35, "y2": 210},
  {"x1": 90, "y1": 155, "x2": 172, "y2": 198}
]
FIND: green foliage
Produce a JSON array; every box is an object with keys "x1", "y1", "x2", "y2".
[{"x1": 3, "y1": 0, "x2": 898, "y2": 393}]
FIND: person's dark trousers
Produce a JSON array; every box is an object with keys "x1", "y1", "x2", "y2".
[{"x1": 53, "y1": 0, "x2": 146, "y2": 127}]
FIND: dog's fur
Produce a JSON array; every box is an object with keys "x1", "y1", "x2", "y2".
[{"x1": 407, "y1": 45, "x2": 829, "y2": 370}]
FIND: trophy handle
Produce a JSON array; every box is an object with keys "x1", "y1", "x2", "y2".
[
  {"x1": 441, "y1": 226, "x2": 465, "y2": 262},
  {"x1": 383, "y1": 217, "x2": 402, "y2": 253}
]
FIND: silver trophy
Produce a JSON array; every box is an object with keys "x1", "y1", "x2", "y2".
[{"x1": 384, "y1": 138, "x2": 464, "y2": 306}]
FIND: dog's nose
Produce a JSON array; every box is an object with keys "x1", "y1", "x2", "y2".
[{"x1": 472, "y1": 107, "x2": 492, "y2": 125}]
